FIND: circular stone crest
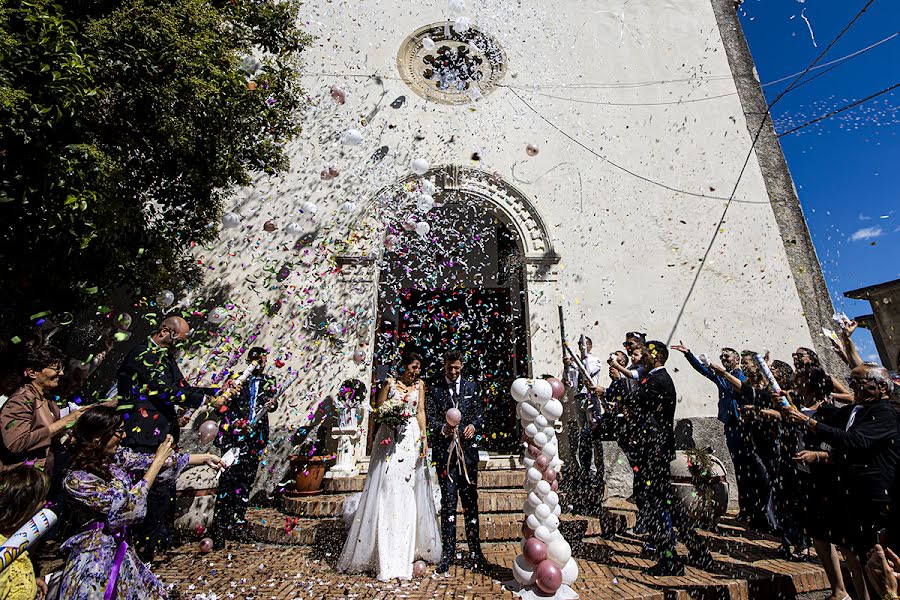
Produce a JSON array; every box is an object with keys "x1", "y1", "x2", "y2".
[{"x1": 396, "y1": 22, "x2": 507, "y2": 105}]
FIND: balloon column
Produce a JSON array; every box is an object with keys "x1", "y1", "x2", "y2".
[{"x1": 509, "y1": 377, "x2": 579, "y2": 599}]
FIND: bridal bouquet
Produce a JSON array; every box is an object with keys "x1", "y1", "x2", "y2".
[{"x1": 375, "y1": 395, "x2": 413, "y2": 429}]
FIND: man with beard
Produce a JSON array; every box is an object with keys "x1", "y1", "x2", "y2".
[{"x1": 117, "y1": 315, "x2": 221, "y2": 561}]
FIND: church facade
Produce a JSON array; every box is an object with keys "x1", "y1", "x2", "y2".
[{"x1": 197, "y1": 0, "x2": 835, "y2": 494}]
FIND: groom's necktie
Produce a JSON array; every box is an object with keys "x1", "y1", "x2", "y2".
[{"x1": 450, "y1": 384, "x2": 459, "y2": 408}]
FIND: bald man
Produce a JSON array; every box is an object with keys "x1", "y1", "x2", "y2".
[{"x1": 117, "y1": 315, "x2": 219, "y2": 560}]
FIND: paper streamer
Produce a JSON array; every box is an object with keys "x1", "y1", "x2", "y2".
[{"x1": 0, "y1": 508, "x2": 57, "y2": 573}]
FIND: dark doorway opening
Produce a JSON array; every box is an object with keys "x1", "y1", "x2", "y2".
[{"x1": 370, "y1": 205, "x2": 529, "y2": 454}]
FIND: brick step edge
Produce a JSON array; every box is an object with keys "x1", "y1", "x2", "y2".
[
  {"x1": 245, "y1": 510, "x2": 613, "y2": 546},
  {"x1": 323, "y1": 469, "x2": 524, "y2": 493},
  {"x1": 281, "y1": 490, "x2": 531, "y2": 518}
]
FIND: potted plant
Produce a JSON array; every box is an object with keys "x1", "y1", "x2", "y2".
[{"x1": 286, "y1": 398, "x2": 337, "y2": 496}]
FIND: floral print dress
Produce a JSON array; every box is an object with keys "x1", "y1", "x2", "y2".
[{"x1": 59, "y1": 448, "x2": 188, "y2": 599}]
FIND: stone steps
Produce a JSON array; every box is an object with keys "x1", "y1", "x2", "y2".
[
  {"x1": 245, "y1": 507, "x2": 608, "y2": 546},
  {"x1": 322, "y1": 467, "x2": 523, "y2": 493},
  {"x1": 282, "y1": 488, "x2": 529, "y2": 518}
]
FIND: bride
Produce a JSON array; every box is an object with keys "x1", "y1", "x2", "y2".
[{"x1": 337, "y1": 352, "x2": 441, "y2": 580}]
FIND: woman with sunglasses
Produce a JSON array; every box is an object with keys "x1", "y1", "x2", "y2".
[
  {"x1": 0, "y1": 343, "x2": 88, "y2": 473},
  {"x1": 58, "y1": 405, "x2": 222, "y2": 599}
]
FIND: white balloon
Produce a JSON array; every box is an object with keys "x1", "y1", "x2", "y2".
[
  {"x1": 544, "y1": 513, "x2": 560, "y2": 532},
  {"x1": 421, "y1": 179, "x2": 437, "y2": 195},
  {"x1": 550, "y1": 456, "x2": 563, "y2": 470},
  {"x1": 530, "y1": 379, "x2": 553, "y2": 404},
  {"x1": 448, "y1": 0, "x2": 465, "y2": 14},
  {"x1": 533, "y1": 415, "x2": 548, "y2": 429},
  {"x1": 552, "y1": 505, "x2": 562, "y2": 517},
  {"x1": 342, "y1": 201, "x2": 357, "y2": 213},
  {"x1": 453, "y1": 16, "x2": 471, "y2": 32},
  {"x1": 522, "y1": 456, "x2": 535, "y2": 469},
  {"x1": 526, "y1": 467, "x2": 542, "y2": 483},
  {"x1": 535, "y1": 503, "x2": 551, "y2": 521},
  {"x1": 545, "y1": 491, "x2": 559, "y2": 510},
  {"x1": 541, "y1": 399, "x2": 564, "y2": 421},
  {"x1": 534, "y1": 525, "x2": 552, "y2": 543},
  {"x1": 524, "y1": 423, "x2": 539, "y2": 438},
  {"x1": 301, "y1": 201, "x2": 318, "y2": 215},
  {"x1": 526, "y1": 514, "x2": 541, "y2": 531},
  {"x1": 221, "y1": 212, "x2": 241, "y2": 229},
  {"x1": 533, "y1": 432, "x2": 548, "y2": 447},
  {"x1": 561, "y1": 558, "x2": 579, "y2": 585},
  {"x1": 523, "y1": 502, "x2": 536, "y2": 517},
  {"x1": 519, "y1": 402, "x2": 539, "y2": 421},
  {"x1": 512, "y1": 555, "x2": 536, "y2": 586},
  {"x1": 547, "y1": 540, "x2": 572, "y2": 567},
  {"x1": 285, "y1": 222, "x2": 303, "y2": 235},
  {"x1": 157, "y1": 290, "x2": 175, "y2": 309},
  {"x1": 422, "y1": 37, "x2": 436, "y2": 51},
  {"x1": 414, "y1": 221, "x2": 430, "y2": 237},
  {"x1": 510, "y1": 378, "x2": 531, "y2": 403},
  {"x1": 542, "y1": 426, "x2": 556, "y2": 440},
  {"x1": 527, "y1": 492, "x2": 542, "y2": 508},
  {"x1": 415, "y1": 194, "x2": 434, "y2": 213},
  {"x1": 535, "y1": 480, "x2": 551, "y2": 496},
  {"x1": 524, "y1": 479, "x2": 537, "y2": 494},
  {"x1": 410, "y1": 158, "x2": 430, "y2": 175},
  {"x1": 239, "y1": 55, "x2": 262, "y2": 75},
  {"x1": 207, "y1": 307, "x2": 227, "y2": 325},
  {"x1": 520, "y1": 417, "x2": 534, "y2": 430},
  {"x1": 541, "y1": 443, "x2": 558, "y2": 460},
  {"x1": 341, "y1": 129, "x2": 363, "y2": 145}
]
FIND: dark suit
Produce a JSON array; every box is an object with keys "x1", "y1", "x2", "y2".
[
  {"x1": 212, "y1": 373, "x2": 277, "y2": 543},
  {"x1": 117, "y1": 339, "x2": 216, "y2": 560},
  {"x1": 624, "y1": 367, "x2": 701, "y2": 560},
  {"x1": 426, "y1": 377, "x2": 484, "y2": 559},
  {"x1": 815, "y1": 399, "x2": 899, "y2": 556}
]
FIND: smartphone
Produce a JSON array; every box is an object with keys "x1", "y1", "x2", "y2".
[{"x1": 877, "y1": 528, "x2": 889, "y2": 547}]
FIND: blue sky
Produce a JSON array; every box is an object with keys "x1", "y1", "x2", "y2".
[{"x1": 739, "y1": 0, "x2": 899, "y2": 363}]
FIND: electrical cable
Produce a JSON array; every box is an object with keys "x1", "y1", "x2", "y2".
[{"x1": 778, "y1": 81, "x2": 899, "y2": 137}]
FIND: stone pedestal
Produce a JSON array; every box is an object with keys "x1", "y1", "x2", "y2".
[{"x1": 325, "y1": 425, "x2": 360, "y2": 479}]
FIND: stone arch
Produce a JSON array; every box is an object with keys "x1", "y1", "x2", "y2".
[{"x1": 336, "y1": 165, "x2": 559, "y2": 283}]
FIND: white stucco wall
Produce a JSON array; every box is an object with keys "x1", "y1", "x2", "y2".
[{"x1": 194, "y1": 0, "x2": 817, "y2": 470}]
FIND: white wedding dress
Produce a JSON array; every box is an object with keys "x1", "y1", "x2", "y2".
[{"x1": 337, "y1": 379, "x2": 442, "y2": 581}]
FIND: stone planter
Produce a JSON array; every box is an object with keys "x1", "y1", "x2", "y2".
[{"x1": 670, "y1": 450, "x2": 729, "y2": 524}]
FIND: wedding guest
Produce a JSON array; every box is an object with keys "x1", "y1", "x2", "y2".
[
  {"x1": 0, "y1": 466, "x2": 49, "y2": 600},
  {"x1": 784, "y1": 364, "x2": 900, "y2": 588},
  {"x1": 866, "y1": 545, "x2": 900, "y2": 600},
  {"x1": 670, "y1": 343, "x2": 756, "y2": 521},
  {"x1": 562, "y1": 336, "x2": 606, "y2": 498},
  {"x1": 211, "y1": 347, "x2": 278, "y2": 547},
  {"x1": 0, "y1": 344, "x2": 86, "y2": 473},
  {"x1": 58, "y1": 405, "x2": 221, "y2": 599},
  {"x1": 117, "y1": 315, "x2": 220, "y2": 561}
]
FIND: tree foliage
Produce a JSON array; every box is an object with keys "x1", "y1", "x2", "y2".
[{"x1": 0, "y1": 0, "x2": 310, "y2": 331}]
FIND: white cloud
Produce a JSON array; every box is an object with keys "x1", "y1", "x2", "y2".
[{"x1": 849, "y1": 226, "x2": 883, "y2": 242}]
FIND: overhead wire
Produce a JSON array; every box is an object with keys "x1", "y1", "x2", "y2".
[
  {"x1": 665, "y1": 0, "x2": 878, "y2": 344},
  {"x1": 778, "y1": 81, "x2": 899, "y2": 137}
]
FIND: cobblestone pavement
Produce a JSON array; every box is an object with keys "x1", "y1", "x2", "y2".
[{"x1": 155, "y1": 517, "x2": 830, "y2": 600}]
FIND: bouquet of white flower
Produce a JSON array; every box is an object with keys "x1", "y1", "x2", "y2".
[{"x1": 375, "y1": 394, "x2": 413, "y2": 429}]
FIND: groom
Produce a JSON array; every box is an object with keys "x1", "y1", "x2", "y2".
[{"x1": 427, "y1": 350, "x2": 490, "y2": 574}]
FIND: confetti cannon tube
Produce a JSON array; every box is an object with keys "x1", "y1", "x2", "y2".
[
  {"x1": 0, "y1": 508, "x2": 57, "y2": 573},
  {"x1": 754, "y1": 353, "x2": 789, "y2": 407}
]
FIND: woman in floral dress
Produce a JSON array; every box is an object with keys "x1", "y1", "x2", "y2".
[{"x1": 58, "y1": 405, "x2": 222, "y2": 599}]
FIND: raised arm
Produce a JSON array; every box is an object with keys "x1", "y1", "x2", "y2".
[
  {"x1": 839, "y1": 321, "x2": 864, "y2": 369},
  {"x1": 711, "y1": 363, "x2": 743, "y2": 392}
]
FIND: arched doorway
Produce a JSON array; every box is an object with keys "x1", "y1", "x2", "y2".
[{"x1": 366, "y1": 166, "x2": 557, "y2": 454}]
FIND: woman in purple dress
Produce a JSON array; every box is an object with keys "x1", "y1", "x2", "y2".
[{"x1": 58, "y1": 405, "x2": 222, "y2": 599}]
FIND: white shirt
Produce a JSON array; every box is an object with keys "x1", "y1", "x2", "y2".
[
  {"x1": 445, "y1": 377, "x2": 461, "y2": 405},
  {"x1": 577, "y1": 354, "x2": 605, "y2": 394}
]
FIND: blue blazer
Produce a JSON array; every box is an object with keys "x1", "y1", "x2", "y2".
[{"x1": 426, "y1": 378, "x2": 483, "y2": 475}]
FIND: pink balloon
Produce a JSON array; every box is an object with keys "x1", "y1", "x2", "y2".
[
  {"x1": 534, "y1": 455, "x2": 550, "y2": 471},
  {"x1": 551, "y1": 480, "x2": 559, "y2": 492},
  {"x1": 522, "y1": 521, "x2": 535, "y2": 539},
  {"x1": 527, "y1": 444, "x2": 542, "y2": 458},
  {"x1": 547, "y1": 377, "x2": 565, "y2": 400},
  {"x1": 199, "y1": 537, "x2": 214, "y2": 553},
  {"x1": 523, "y1": 538, "x2": 548, "y2": 565},
  {"x1": 330, "y1": 85, "x2": 347, "y2": 104},
  {"x1": 535, "y1": 559, "x2": 563, "y2": 593},
  {"x1": 542, "y1": 468, "x2": 557, "y2": 483},
  {"x1": 198, "y1": 420, "x2": 219, "y2": 444},
  {"x1": 412, "y1": 560, "x2": 427, "y2": 577},
  {"x1": 446, "y1": 407, "x2": 462, "y2": 427}
]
